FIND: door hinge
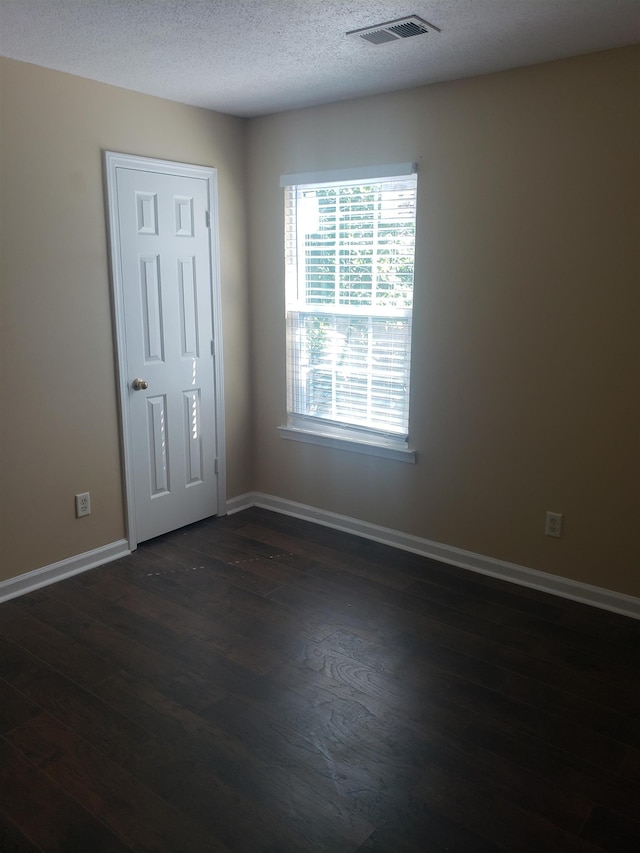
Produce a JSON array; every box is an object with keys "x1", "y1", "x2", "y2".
[
  {"x1": 211, "y1": 339, "x2": 215, "y2": 356},
  {"x1": 214, "y1": 458, "x2": 219, "y2": 474},
  {"x1": 205, "y1": 210, "x2": 211, "y2": 228}
]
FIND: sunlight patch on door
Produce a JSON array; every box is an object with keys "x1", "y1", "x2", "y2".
[
  {"x1": 183, "y1": 389, "x2": 203, "y2": 484},
  {"x1": 147, "y1": 395, "x2": 170, "y2": 496}
]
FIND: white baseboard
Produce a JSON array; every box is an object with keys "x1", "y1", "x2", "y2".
[
  {"x1": 226, "y1": 492, "x2": 258, "y2": 515},
  {"x1": 5, "y1": 497, "x2": 638, "y2": 621},
  {"x1": 235, "y1": 491, "x2": 640, "y2": 621},
  {"x1": 0, "y1": 539, "x2": 130, "y2": 604}
]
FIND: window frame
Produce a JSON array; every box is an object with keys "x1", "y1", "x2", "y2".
[{"x1": 280, "y1": 163, "x2": 417, "y2": 463}]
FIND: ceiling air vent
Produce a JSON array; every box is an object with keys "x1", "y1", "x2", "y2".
[{"x1": 347, "y1": 15, "x2": 440, "y2": 45}]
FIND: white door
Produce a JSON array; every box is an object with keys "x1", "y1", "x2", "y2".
[{"x1": 105, "y1": 153, "x2": 225, "y2": 546}]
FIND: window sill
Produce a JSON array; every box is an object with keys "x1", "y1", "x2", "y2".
[{"x1": 278, "y1": 426, "x2": 416, "y2": 463}]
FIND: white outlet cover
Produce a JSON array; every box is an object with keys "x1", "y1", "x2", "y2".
[
  {"x1": 545, "y1": 511, "x2": 563, "y2": 538},
  {"x1": 75, "y1": 492, "x2": 91, "y2": 517}
]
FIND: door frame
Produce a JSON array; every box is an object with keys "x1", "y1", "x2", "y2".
[{"x1": 104, "y1": 151, "x2": 227, "y2": 550}]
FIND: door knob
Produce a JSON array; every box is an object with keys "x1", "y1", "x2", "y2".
[{"x1": 132, "y1": 378, "x2": 149, "y2": 391}]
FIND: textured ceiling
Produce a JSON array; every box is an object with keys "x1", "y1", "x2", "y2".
[{"x1": 1, "y1": 0, "x2": 638, "y2": 117}]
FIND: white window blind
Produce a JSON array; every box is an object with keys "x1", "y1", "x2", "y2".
[{"x1": 283, "y1": 166, "x2": 417, "y2": 447}]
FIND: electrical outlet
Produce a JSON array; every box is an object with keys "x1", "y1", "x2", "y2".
[
  {"x1": 545, "y1": 511, "x2": 562, "y2": 538},
  {"x1": 75, "y1": 492, "x2": 91, "y2": 518}
]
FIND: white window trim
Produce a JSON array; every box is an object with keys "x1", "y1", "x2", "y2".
[
  {"x1": 281, "y1": 162, "x2": 418, "y2": 462},
  {"x1": 280, "y1": 161, "x2": 416, "y2": 188},
  {"x1": 278, "y1": 425, "x2": 416, "y2": 463}
]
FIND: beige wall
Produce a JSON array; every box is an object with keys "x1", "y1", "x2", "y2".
[
  {"x1": 247, "y1": 47, "x2": 640, "y2": 597},
  {"x1": 0, "y1": 58, "x2": 251, "y2": 582}
]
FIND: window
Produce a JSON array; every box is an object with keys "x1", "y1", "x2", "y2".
[{"x1": 280, "y1": 163, "x2": 417, "y2": 461}]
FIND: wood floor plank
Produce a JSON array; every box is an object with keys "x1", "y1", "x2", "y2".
[
  {"x1": 0, "y1": 507, "x2": 638, "y2": 851},
  {"x1": 500, "y1": 670, "x2": 640, "y2": 751},
  {"x1": 0, "y1": 736, "x2": 131, "y2": 852},
  {"x1": 281, "y1": 630, "x2": 629, "y2": 773},
  {"x1": 618, "y1": 745, "x2": 640, "y2": 782},
  {"x1": 355, "y1": 797, "x2": 504, "y2": 852},
  {"x1": 488, "y1": 640, "x2": 640, "y2": 719},
  {"x1": 67, "y1": 669, "x2": 325, "y2": 852},
  {"x1": 129, "y1": 736, "x2": 324, "y2": 853},
  {"x1": 0, "y1": 636, "x2": 154, "y2": 765},
  {"x1": 411, "y1": 731, "x2": 594, "y2": 834},
  {"x1": 92, "y1": 671, "x2": 373, "y2": 851},
  {"x1": 207, "y1": 691, "x2": 427, "y2": 808},
  {"x1": 411, "y1": 756, "x2": 603, "y2": 852},
  {"x1": 462, "y1": 713, "x2": 640, "y2": 820},
  {"x1": 7, "y1": 713, "x2": 224, "y2": 853},
  {"x1": 0, "y1": 598, "x2": 118, "y2": 687},
  {"x1": 307, "y1": 561, "x2": 560, "y2": 643},
  {"x1": 0, "y1": 677, "x2": 40, "y2": 734},
  {"x1": 267, "y1": 567, "x2": 552, "y2": 654},
  {"x1": 132, "y1": 537, "x2": 291, "y2": 595},
  {"x1": 532, "y1": 633, "x2": 640, "y2": 695},
  {"x1": 452, "y1": 676, "x2": 628, "y2": 773},
  {"x1": 580, "y1": 805, "x2": 640, "y2": 851},
  {"x1": 66, "y1": 568, "x2": 291, "y2": 675},
  {"x1": 269, "y1": 654, "x2": 473, "y2": 745},
  {"x1": 148, "y1": 527, "x2": 319, "y2": 578},
  {"x1": 45, "y1": 571, "x2": 237, "y2": 641},
  {"x1": 0, "y1": 811, "x2": 43, "y2": 853},
  {"x1": 282, "y1": 633, "x2": 507, "y2": 716},
  {"x1": 20, "y1": 591, "x2": 228, "y2": 712},
  {"x1": 233, "y1": 521, "x2": 418, "y2": 589}
]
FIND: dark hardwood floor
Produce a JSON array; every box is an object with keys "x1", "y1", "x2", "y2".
[{"x1": 1, "y1": 507, "x2": 640, "y2": 851}]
